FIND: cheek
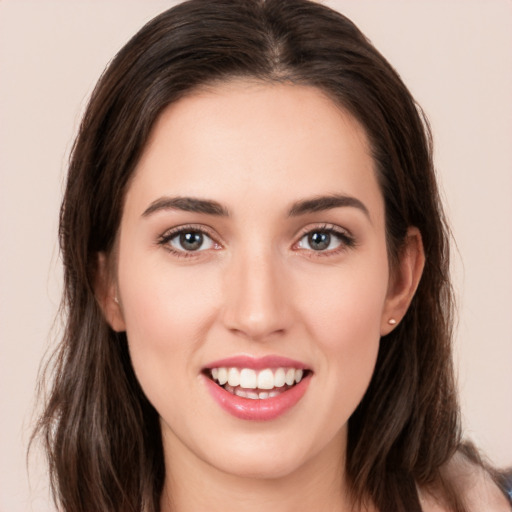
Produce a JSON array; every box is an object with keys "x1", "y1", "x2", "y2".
[
  {"x1": 123, "y1": 273, "x2": 216, "y2": 342},
  {"x1": 117, "y1": 252, "x2": 221, "y2": 393},
  {"x1": 295, "y1": 254, "x2": 389, "y2": 404},
  {"x1": 299, "y1": 259, "x2": 389, "y2": 347}
]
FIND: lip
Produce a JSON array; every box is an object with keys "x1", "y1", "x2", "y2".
[
  {"x1": 204, "y1": 354, "x2": 310, "y2": 371},
  {"x1": 202, "y1": 355, "x2": 312, "y2": 421}
]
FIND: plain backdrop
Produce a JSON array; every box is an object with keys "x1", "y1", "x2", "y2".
[{"x1": 0, "y1": 1, "x2": 511, "y2": 510}]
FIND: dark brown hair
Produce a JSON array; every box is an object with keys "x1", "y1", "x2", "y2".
[{"x1": 33, "y1": 1, "x2": 481, "y2": 510}]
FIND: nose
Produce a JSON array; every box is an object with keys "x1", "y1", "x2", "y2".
[{"x1": 221, "y1": 246, "x2": 293, "y2": 341}]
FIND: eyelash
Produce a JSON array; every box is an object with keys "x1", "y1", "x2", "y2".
[
  {"x1": 294, "y1": 224, "x2": 356, "y2": 257},
  {"x1": 157, "y1": 223, "x2": 356, "y2": 259},
  {"x1": 157, "y1": 224, "x2": 221, "y2": 259}
]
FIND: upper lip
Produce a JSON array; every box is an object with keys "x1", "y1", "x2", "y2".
[{"x1": 204, "y1": 355, "x2": 310, "y2": 371}]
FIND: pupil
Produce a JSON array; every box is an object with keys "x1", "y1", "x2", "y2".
[
  {"x1": 309, "y1": 231, "x2": 330, "y2": 250},
  {"x1": 180, "y1": 232, "x2": 203, "y2": 251}
]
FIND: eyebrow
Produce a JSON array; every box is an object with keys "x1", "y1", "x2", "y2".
[
  {"x1": 288, "y1": 194, "x2": 370, "y2": 219},
  {"x1": 142, "y1": 193, "x2": 369, "y2": 220},
  {"x1": 142, "y1": 196, "x2": 229, "y2": 217}
]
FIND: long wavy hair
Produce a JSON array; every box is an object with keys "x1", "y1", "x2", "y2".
[{"x1": 33, "y1": 1, "x2": 479, "y2": 510}]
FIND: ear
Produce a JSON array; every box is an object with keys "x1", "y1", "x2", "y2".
[
  {"x1": 95, "y1": 252, "x2": 126, "y2": 332},
  {"x1": 380, "y1": 227, "x2": 425, "y2": 336}
]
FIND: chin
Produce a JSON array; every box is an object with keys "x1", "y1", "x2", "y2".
[
  {"x1": 199, "y1": 430, "x2": 323, "y2": 481},
  {"x1": 212, "y1": 452, "x2": 305, "y2": 480}
]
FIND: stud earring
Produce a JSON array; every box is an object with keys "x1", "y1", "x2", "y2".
[
  {"x1": 388, "y1": 318, "x2": 397, "y2": 325},
  {"x1": 114, "y1": 296, "x2": 119, "y2": 304}
]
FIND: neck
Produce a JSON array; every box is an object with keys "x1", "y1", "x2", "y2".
[{"x1": 160, "y1": 427, "x2": 358, "y2": 512}]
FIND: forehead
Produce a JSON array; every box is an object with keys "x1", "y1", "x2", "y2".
[{"x1": 127, "y1": 80, "x2": 383, "y2": 222}]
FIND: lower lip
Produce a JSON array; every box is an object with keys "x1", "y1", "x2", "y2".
[{"x1": 203, "y1": 374, "x2": 311, "y2": 421}]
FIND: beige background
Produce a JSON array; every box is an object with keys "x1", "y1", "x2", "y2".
[{"x1": 0, "y1": 1, "x2": 511, "y2": 510}]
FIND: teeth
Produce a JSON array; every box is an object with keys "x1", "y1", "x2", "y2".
[
  {"x1": 274, "y1": 368, "x2": 286, "y2": 387},
  {"x1": 210, "y1": 366, "x2": 306, "y2": 392},
  {"x1": 234, "y1": 388, "x2": 247, "y2": 398},
  {"x1": 227, "y1": 367, "x2": 240, "y2": 387},
  {"x1": 257, "y1": 369, "x2": 274, "y2": 390},
  {"x1": 240, "y1": 368, "x2": 257, "y2": 389},
  {"x1": 217, "y1": 367, "x2": 228, "y2": 385},
  {"x1": 227, "y1": 384, "x2": 285, "y2": 400}
]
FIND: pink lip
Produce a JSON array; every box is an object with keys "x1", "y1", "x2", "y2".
[
  {"x1": 204, "y1": 355, "x2": 310, "y2": 370},
  {"x1": 202, "y1": 372, "x2": 311, "y2": 421}
]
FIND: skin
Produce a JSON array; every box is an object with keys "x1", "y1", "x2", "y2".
[{"x1": 97, "y1": 81, "x2": 425, "y2": 511}]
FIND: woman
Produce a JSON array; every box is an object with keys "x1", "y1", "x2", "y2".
[{"x1": 33, "y1": 0, "x2": 511, "y2": 511}]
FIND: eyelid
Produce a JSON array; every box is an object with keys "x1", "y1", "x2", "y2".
[
  {"x1": 157, "y1": 223, "x2": 223, "y2": 255},
  {"x1": 156, "y1": 222, "x2": 355, "y2": 258},
  {"x1": 294, "y1": 222, "x2": 354, "y2": 241},
  {"x1": 158, "y1": 223, "x2": 219, "y2": 240},
  {"x1": 292, "y1": 223, "x2": 356, "y2": 253}
]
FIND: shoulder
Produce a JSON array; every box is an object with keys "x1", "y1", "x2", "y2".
[{"x1": 418, "y1": 452, "x2": 512, "y2": 512}]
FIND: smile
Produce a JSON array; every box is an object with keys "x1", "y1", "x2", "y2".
[
  {"x1": 203, "y1": 357, "x2": 312, "y2": 420},
  {"x1": 211, "y1": 367, "x2": 305, "y2": 399}
]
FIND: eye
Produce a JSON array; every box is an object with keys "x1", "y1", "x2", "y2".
[
  {"x1": 296, "y1": 226, "x2": 354, "y2": 253},
  {"x1": 298, "y1": 230, "x2": 340, "y2": 251},
  {"x1": 171, "y1": 230, "x2": 214, "y2": 252},
  {"x1": 158, "y1": 227, "x2": 218, "y2": 255}
]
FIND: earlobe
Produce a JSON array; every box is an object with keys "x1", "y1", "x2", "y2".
[
  {"x1": 380, "y1": 227, "x2": 425, "y2": 336},
  {"x1": 95, "y1": 252, "x2": 126, "y2": 332}
]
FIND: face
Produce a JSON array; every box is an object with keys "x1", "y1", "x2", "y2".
[{"x1": 109, "y1": 81, "x2": 403, "y2": 481}]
